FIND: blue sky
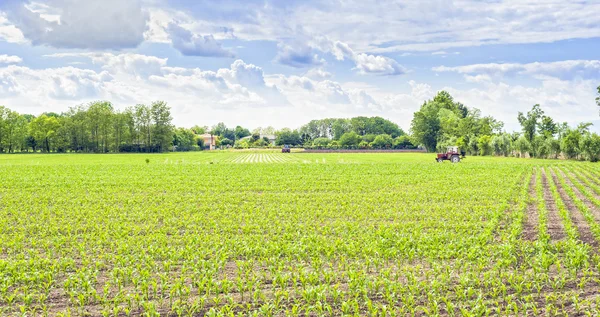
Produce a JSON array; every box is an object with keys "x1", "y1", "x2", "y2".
[{"x1": 0, "y1": 0, "x2": 599, "y2": 132}]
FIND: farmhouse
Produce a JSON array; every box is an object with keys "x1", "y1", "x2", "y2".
[{"x1": 199, "y1": 133, "x2": 216, "y2": 150}]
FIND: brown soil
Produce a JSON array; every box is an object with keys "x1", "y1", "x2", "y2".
[
  {"x1": 541, "y1": 168, "x2": 565, "y2": 241},
  {"x1": 549, "y1": 168, "x2": 597, "y2": 246},
  {"x1": 522, "y1": 172, "x2": 538, "y2": 241},
  {"x1": 558, "y1": 168, "x2": 600, "y2": 223}
]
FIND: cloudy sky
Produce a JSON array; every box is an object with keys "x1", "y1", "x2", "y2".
[{"x1": 0, "y1": 0, "x2": 599, "y2": 132}]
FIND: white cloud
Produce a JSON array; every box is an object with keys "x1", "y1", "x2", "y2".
[
  {"x1": 353, "y1": 53, "x2": 406, "y2": 76},
  {"x1": 304, "y1": 68, "x2": 332, "y2": 79},
  {"x1": 0, "y1": 13, "x2": 25, "y2": 43},
  {"x1": 0, "y1": 55, "x2": 22, "y2": 64},
  {"x1": 434, "y1": 60, "x2": 600, "y2": 80},
  {"x1": 0, "y1": 65, "x2": 112, "y2": 100},
  {"x1": 3, "y1": 0, "x2": 148, "y2": 49},
  {"x1": 156, "y1": 1, "x2": 600, "y2": 54},
  {"x1": 46, "y1": 53, "x2": 168, "y2": 78},
  {"x1": 166, "y1": 23, "x2": 234, "y2": 57},
  {"x1": 330, "y1": 40, "x2": 406, "y2": 75}
]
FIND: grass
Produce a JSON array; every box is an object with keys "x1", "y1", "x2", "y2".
[{"x1": 2, "y1": 152, "x2": 600, "y2": 316}]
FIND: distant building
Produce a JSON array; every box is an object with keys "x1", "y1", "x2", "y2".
[{"x1": 199, "y1": 133, "x2": 216, "y2": 150}]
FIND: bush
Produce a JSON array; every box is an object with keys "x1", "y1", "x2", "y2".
[
  {"x1": 339, "y1": 132, "x2": 362, "y2": 149},
  {"x1": 370, "y1": 134, "x2": 393, "y2": 149}
]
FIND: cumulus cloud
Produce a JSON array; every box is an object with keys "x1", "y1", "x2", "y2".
[
  {"x1": 304, "y1": 68, "x2": 332, "y2": 79},
  {"x1": 2, "y1": 0, "x2": 148, "y2": 49},
  {"x1": 0, "y1": 55, "x2": 22, "y2": 64},
  {"x1": 166, "y1": 23, "x2": 234, "y2": 57},
  {"x1": 46, "y1": 53, "x2": 168, "y2": 78},
  {"x1": 0, "y1": 65, "x2": 112, "y2": 100},
  {"x1": 0, "y1": 13, "x2": 25, "y2": 43},
  {"x1": 330, "y1": 40, "x2": 406, "y2": 75},
  {"x1": 352, "y1": 53, "x2": 405, "y2": 75}
]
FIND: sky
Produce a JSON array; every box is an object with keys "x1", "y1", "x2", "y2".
[{"x1": 0, "y1": 0, "x2": 599, "y2": 133}]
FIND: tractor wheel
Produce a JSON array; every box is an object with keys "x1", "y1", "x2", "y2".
[
  {"x1": 437, "y1": 158, "x2": 444, "y2": 163},
  {"x1": 451, "y1": 155, "x2": 460, "y2": 163}
]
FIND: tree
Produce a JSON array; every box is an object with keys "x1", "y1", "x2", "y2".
[
  {"x1": 150, "y1": 101, "x2": 174, "y2": 152},
  {"x1": 312, "y1": 137, "x2": 330, "y2": 149},
  {"x1": 370, "y1": 134, "x2": 393, "y2": 149},
  {"x1": 514, "y1": 136, "x2": 530, "y2": 158},
  {"x1": 331, "y1": 119, "x2": 350, "y2": 140},
  {"x1": 491, "y1": 133, "x2": 511, "y2": 156},
  {"x1": 517, "y1": 104, "x2": 544, "y2": 157},
  {"x1": 410, "y1": 101, "x2": 441, "y2": 152},
  {"x1": 29, "y1": 115, "x2": 61, "y2": 152},
  {"x1": 234, "y1": 126, "x2": 251, "y2": 140},
  {"x1": 580, "y1": 133, "x2": 600, "y2": 162},
  {"x1": 561, "y1": 128, "x2": 582, "y2": 159},
  {"x1": 173, "y1": 128, "x2": 197, "y2": 151},
  {"x1": 87, "y1": 101, "x2": 114, "y2": 152},
  {"x1": 275, "y1": 129, "x2": 301, "y2": 146},
  {"x1": 338, "y1": 131, "x2": 361, "y2": 148},
  {"x1": 538, "y1": 116, "x2": 557, "y2": 139},
  {"x1": 477, "y1": 135, "x2": 492, "y2": 156},
  {"x1": 517, "y1": 104, "x2": 543, "y2": 143},
  {"x1": 2, "y1": 109, "x2": 27, "y2": 153},
  {"x1": 393, "y1": 135, "x2": 415, "y2": 149}
]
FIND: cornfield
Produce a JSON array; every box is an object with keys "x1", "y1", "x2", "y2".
[{"x1": 2, "y1": 152, "x2": 600, "y2": 316}]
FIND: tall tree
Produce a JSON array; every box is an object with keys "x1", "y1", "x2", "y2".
[
  {"x1": 29, "y1": 115, "x2": 61, "y2": 152},
  {"x1": 410, "y1": 101, "x2": 441, "y2": 152},
  {"x1": 150, "y1": 101, "x2": 174, "y2": 152}
]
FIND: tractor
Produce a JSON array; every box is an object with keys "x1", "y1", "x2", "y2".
[
  {"x1": 436, "y1": 146, "x2": 465, "y2": 163},
  {"x1": 282, "y1": 145, "x2": 291, "y2": 153}
]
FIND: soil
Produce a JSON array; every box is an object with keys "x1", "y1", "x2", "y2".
[
  {"x1": 549, "y1": 168, "x2": 597, "y2": 246},
  {"x1": 541, "y1": 168, "x2": 566, "y2": 241},
  {"x1": 522, "y1": 172, "x2": 538, "y2": 241}
]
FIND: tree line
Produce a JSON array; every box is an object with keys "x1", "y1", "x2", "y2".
[
  {"x1": 1, "y1": 85, "x2": 599, "y2": 157},
  {"x1": 0, "y1": 101, "x2": 174, "y2": 153},
  {"x1": 410, "y1": 85, "x2": 600, "y2": 162}
]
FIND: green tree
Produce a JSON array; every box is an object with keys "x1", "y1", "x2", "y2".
[
  {"x1": 173, "y1": 127, "x2": 197, "y2": 151},
  {"x1": 538, "y1": 115, "x2": 557, "y2": 138},
  {"x1": 477, "y1": 135, "x2": 492, "y2": 156},
  {"x1": 29, "y1": 115, "x2": 62, "y2": 152},
  {"x1": 517, "y1": 104, "x2": 544, "y2": 157},
  {"x1": 312, "y1": 137, "x2": 330, "y2": 149},
  {"x1": 580, "y1": 133, "x2": 600, "y2": 162},
  {"x1": 514, "y1": 136, "x2": 530, "y2": 158},
  {"x1": 410, "y1": 101, "x2": 441, "y2": 152},
  {"x1": 393, "y1": 135, "x2": 415, "y2": 149},
  {"x1": 561, "y1": 128, "x2": 582, "y2": 159},
  {"x1": 338, "y1": 131, "x2": 362, "y2": 148},
  {"x1": 234, "y1": 126, "x2": 251, "y2": 140},
  {"x1": 275, "y1": 129, "x2": 301, "y2": 146},
  {"x1": 150, "y1": 101, "x2": 174, "y2": 152},
  {"x1": 370, "y1": 134, "x2": 393, "y2": 149}
]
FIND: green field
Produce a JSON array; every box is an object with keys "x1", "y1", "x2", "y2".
[{"x1": 2, "y1": 152, "x2": 600, "y2": 316}]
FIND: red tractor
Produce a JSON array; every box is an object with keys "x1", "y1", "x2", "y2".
[
  {"x1": 282, "y1": 145, "x2": 291, "y2": 153},
  {"x1": 436, "y1": 146, "x2": 465, "y2": 163}
]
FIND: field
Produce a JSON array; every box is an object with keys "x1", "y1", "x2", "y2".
[{"x1": 3, "y1": 152, "x2": 600, "y2": 316}]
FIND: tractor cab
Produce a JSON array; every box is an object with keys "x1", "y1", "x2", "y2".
[{"x1": 436, "y1": 146, "x2": 465, "y2": 163}]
